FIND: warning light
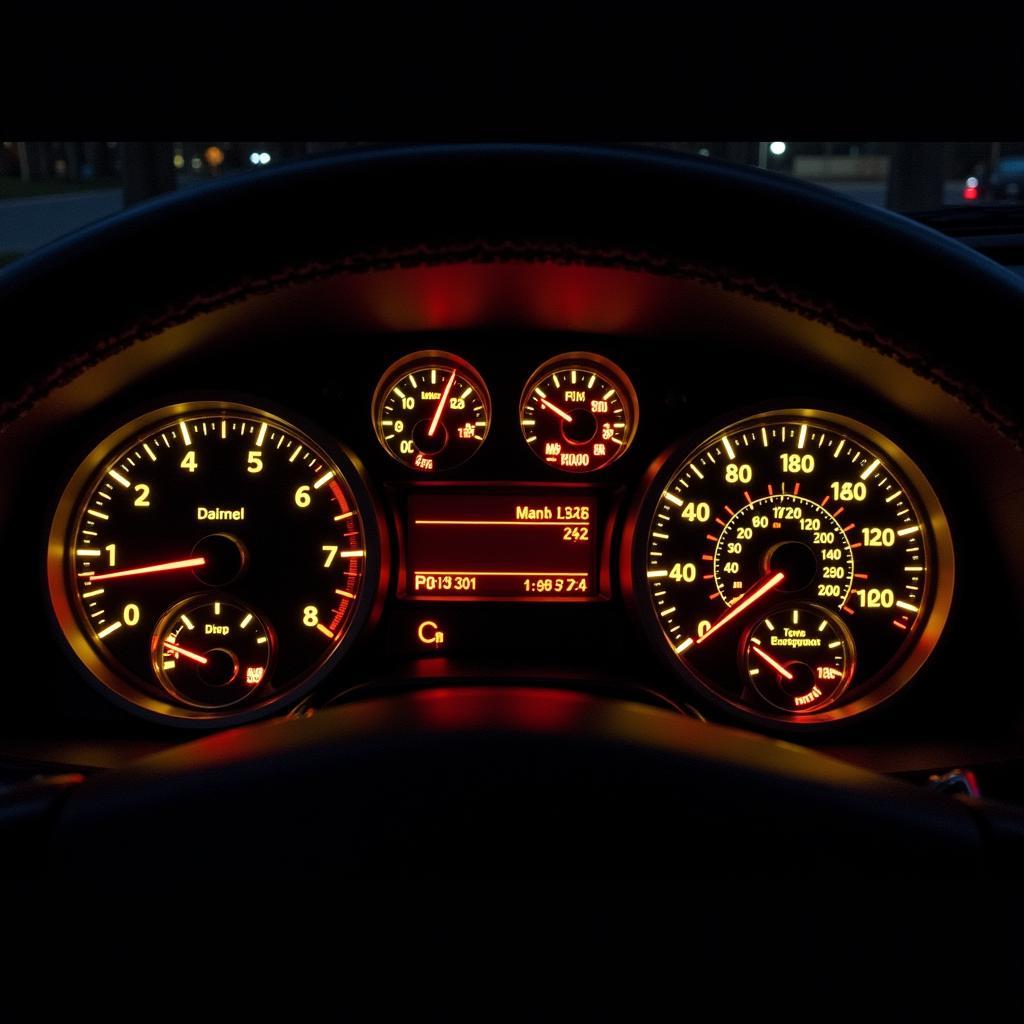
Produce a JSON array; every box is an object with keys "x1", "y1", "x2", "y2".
[
  {"x1": 417, "y1": 620, "x2": 446, "y2": 647},
  {"x1": 245, "y1": 666, "x2": 265, "y2": 685}
]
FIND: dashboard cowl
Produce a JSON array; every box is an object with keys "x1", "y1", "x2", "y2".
[{"x1": 2, "y1": 144, "x2": 1023, "y2": 451}]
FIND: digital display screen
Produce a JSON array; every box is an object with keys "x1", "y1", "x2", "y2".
[{"x1": 404, "y1": 490, "x2": 598, "y2": 600}]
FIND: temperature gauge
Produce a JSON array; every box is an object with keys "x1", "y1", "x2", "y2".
[
  {"x1": 372, "y1": 352, "x2": 490, "y2": 472},
  {"x1": 744, "y1": 606, "x2": 854, "y2": 713},
  {"x1": 519, "y1": 353, "x2": 637, "y2": 473}
]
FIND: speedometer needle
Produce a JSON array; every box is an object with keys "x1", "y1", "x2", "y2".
[
  {"x1": 162, "y1": 641, "x2": 209, "y2": 665},
  {"x1": 89, "y1": 556, "x2": 206, "y2": 582},
  {"x1": 750, "y1": 644, "x2": 795, "y2": 680},
  {"x1": 693, "y1": 570, "x2": 786, "y2": 646},
  {"x1": 540, "y1": 397, "x2": 573, "y2": 423},
  {"x1": 428, "y1": 369, "x2": 458, "y2": 437}
]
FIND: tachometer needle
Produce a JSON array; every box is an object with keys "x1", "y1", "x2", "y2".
[
  {"x1": 750, "y1": 644, "x2": 795, "y2": 680},
  {"x1": 89, "y1": 556, "x2": 206, "y2": 582},
  {"x1": 694, "y1": 570, "x2": 786, "y2": 646},
  {"x1": 162, "y1": 641, "x2": 209, "y2": 665},
  {"x1": 540, "y1": 397, "x2": 574, "y2": 423},
  {"x1": 428, "y1": 369, "x2": 458, "y2": 437}
]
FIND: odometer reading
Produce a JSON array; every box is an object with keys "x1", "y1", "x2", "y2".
[
  {"x1": 49, "y1": 403, "x2": 377, "y2": 724},
  {"x1": 634, "y1": 411, "x2": 953, "y2": 724}
]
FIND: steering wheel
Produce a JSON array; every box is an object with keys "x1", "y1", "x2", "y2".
[{"x1": 3, "y1": 144, "x2": 1024, "y2": 881}]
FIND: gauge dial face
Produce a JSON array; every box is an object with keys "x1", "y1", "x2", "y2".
[
  {"x1": 632, "y1": 411, "x2": 953, "y2": 725},
  {"x1": 373, "y1": 352, "x2": 490, "y2": 472},
  {"x1": 49, "y1": 403, "x2": 379, "y2": 725},
  {"x1": 520, "y1": 353, "x2": 637, "y2": 473}
]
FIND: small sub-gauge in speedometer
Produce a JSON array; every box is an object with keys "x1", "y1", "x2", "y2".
[
  {"x1": 627, "y1": 410, "x2": 953, "y2": 727},
  {"x1": 519, "y1": 353, "x2": 638, "y2": 473},
  {"x1": 372, "y1": 351, "x2": 490, "y2": 472},
  {"x1": 48, "y1": 402, "x2": 383, "y2": 727}
]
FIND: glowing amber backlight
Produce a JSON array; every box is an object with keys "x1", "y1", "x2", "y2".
[{"x1": 405, "y1": 491, "x2": 598, "y2": 600}]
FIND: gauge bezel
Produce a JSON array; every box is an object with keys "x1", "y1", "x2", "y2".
[
  {"x1": 371, "y1": 350, "x2": 492, "y2": 472},
  {"x1": 518, "y1": 351, "x2": 639, "y2": 473},
  {"x1": 621, "y1": 408, "x2": 955, "y2": 730},
  {"x1": 47, "y1": 398, "x2": 389, "y2": 728}
]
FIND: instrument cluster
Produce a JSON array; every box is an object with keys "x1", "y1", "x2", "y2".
[{"x1": 45, "y1": 346, "x2": 955, "y2": 732}]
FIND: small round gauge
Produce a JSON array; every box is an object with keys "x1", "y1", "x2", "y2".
[
  {"x1": 519, "y1": 353, "x2": 637, "y2": 473},
  {"x1": 153, "y1": 597, "x2": 274, "y2": 709},
  {"x1": 627, "y1": 410, "x2": 954, "y2": 727},
  {"x1": 743, "y1": 605, "x2": 854, "y2": 713},
  {"x1": 48, "y1": 402, "x2": 383, "y2": 726},
  {"x1": 372, "y1": 352, "x2": 490, "y2": 472}
]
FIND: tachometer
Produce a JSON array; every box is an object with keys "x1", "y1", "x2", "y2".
[
  {"x1": 626, "y1": 410, "x2": 953, "y2": 726},
  {"x1": 48, "y1": 401, "x2": 384, "y2": 726}
]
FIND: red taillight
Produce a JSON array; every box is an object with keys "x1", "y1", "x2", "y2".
[{"x1": 964, "y1": 185, "x2": 979, "y2": 200}]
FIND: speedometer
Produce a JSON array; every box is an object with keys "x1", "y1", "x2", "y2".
[
  {"x1": 626, "y1": 410, "x2": 953, "y2": 726},
  {"x1": 48, "y1": 401, "x2": 384, "y2": 727}
]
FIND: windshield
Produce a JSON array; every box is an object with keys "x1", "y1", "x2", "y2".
[{"x1": 2, "y1": 141, "x2": 1022, "y2": 270}]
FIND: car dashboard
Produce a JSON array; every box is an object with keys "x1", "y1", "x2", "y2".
[{"x1": 3, "y1": 251, "x2": 1024, "y2": 802}]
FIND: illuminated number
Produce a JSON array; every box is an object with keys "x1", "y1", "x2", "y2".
[
  {"x1": 831, "y1": 481, "x2": 867, "y2": 502},
  {"x1": 821, "y1": 548, "x2": 844, "y2": 561},
  {"x1": 302, "y1": 606, "x2": 319, "y2": 627},
  {"x1": 180, "y1": 450, "x2": 198, "y2": 473},
  {"x1": 722, "y1": 561, "x2": 739, "y2": 574},
  {"x1": 822, "y1": 566, "x2": 846, "y2": 579},
  {"x1": 737, "y1": 527, "x2": 753, "y2": 540},
  {"x1": 752, "y1": 515, "x2": 769, "y2": 528},
  {"x1": 133, "y1": 484, "x2": 151, "y2": 507},
  {"x1": 322, "y1": 545, "x2": 338, "y2": 568},
  {"x1": 393, "y1": 420, "x2": 404, "y2": 433},
  {"x1": 861, "y1": 527, "x2": 896, "y2": 547},
  {"x1": 402, "y1": 397, "x2": 415, "y2": 410},
  {"x1": 817, "y1": 584, "x2": 842, "y2": 598},
  {"x1": 726, "y1": 542, "x2": 742, "y2": 554},
  {"x1": 813, "y1": 531, "x2": 835, "y2": 544},
  {"x1": 247, "y1": 451, "x2": 263, "y2": 474},
  {"x1": 590, "y1": 400, "x2": 609, "y2": 413},
  {"x1": 799, "y1": 518, "x2": 820, "y2": 531},
  {"x1": 668, "y1": 562, "x2": 696, "y2": 582},
  {"x1": 123, "y1": 603, "x2": 140, "y2": 626},
  {"x1": 295, "y1": 485, "x2": 311, "y2": 508},
  {"x1": 697, "y1": 620, "x2": 712, "y2": 638},
  {"x1": 104, "y1": 544, "x2": 116, "y2": 567},
  {"x1": 725, "y1": 463, "x2": 752, "y2": 484},
  {"x1": 681, "y1": 502, "x2": 711, "y2": 522},
  {"x1": 780, "y1": 453, "x2": 815, "y2": 473},
  {"x1": 399, "y1": 440, "x2": 414, "y2": 454},
  {"x1": 562, "y1": 527, "x2": 589, "y2": 542},
  {"x1": 449, "y1": 398, "x2": 466, "y2": 410},
  {"x1": 774, "y1": 506, "x2": 802, "y2": 520},
  {"x1": 858, "y1": 588, "x2": 895, "y2": 609}
]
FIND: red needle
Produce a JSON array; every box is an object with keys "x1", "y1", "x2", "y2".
[
  {"x1": 89, "y1": 556, "x2": 206, "y2": 582},
  {"x1": 694, "y1": 571, "x2": 786, "y2": 646},
  {"x1": 162, "y1": 640, "x2": 209, "y2": 665},
  {"x1": 750, "y1": 644, "x2": 795, "y2": 680},
  {"x1": 540, "y1": 397, "x2": 573, "y2": 423},
  {"x1": 428, "y1": 369, "x2": 458, "y2": 437}
]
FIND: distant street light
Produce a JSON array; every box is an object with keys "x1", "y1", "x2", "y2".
[{"x1": 769, "y1": 141, "x2": 787, "y2": 157}]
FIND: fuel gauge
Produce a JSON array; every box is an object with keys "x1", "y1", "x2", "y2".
[{"x1": 519, "y1": 353, "x2": 637, "y2": 473}]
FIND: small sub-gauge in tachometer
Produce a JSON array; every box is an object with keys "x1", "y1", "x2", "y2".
[
  {"x1": 48, "y1": 402, "x2": 383, "y2": 726},
  {"x1": 519, "y1": 353, "x2": 637, "y2": 473},
  {"x1": 626, "y1": 410, "x2": 953, "y2": 727},
  {"x1": 372, "y1": 351, "x2": 490, "y2": 472}
]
